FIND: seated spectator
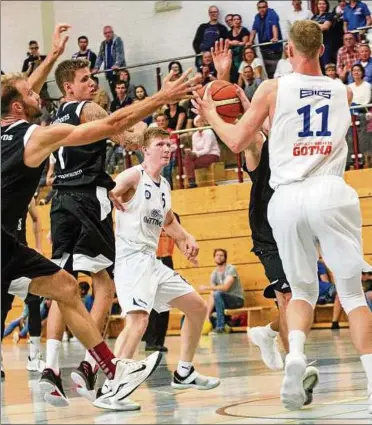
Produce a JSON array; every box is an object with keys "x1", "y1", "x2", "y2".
[
  {"x1": 117, "y1": 69, "x2": 136, "y2": 99},
  {"x1": 362, "y1": 270, "x2": 372, "y2": 311},
  {"x1": 164, "y1": 102, "x2": 187, "y2": 131},
  {"x1": 311, "y1": 0, "x2": 335, "y2": 71},
  {"x1": 91, "y1": 76, "x2": 110, "y2": 112},
  {"x1": 110, "y1": 80, "x2": 133, "y2": 112},
  {"x1": 199, "y1": 51, "x2": 216, "y2": 77},
  {"x1": 317, "y1": 259, "x2": 337, "y2": 305},
  {"x1": 200, "y1": 249, "x2": 244, "y2": 334},
  {"x1": 184, "y1": 118, "x2": 221, "y2": 188},
  {"x1": 238, "y1": 47, "x2": 267, "y2": 86},
  {"x1": 72, "y1": 36, "x2": 97, "y2": 70},
  {"x1": 248, "y1": 1, "x2": 283, "y2": 79},
  {"x1": 240, "y1": 65, "x2": 261, "y2": 101},
  {"x1": 336, "y1": 32, "x2": 359, "y2": 82},
  {"x1": 168, "y1": 61, "x2": 184, "y2": 81},
  {"x1": 325, "y1": 63, "x2": 342, "y2": 81},
  {"x1": 192, "y1": 5, "x2": 228, "y2": 68},
  {"x1": 225, "y1": 14, "x2": 234, "y2": 29},
  {"x1": 343, "y1": 0, "x2": 371, "y2": 33},
  {"x1": 349, "y1": 64, "x2": 372, "y2": 108},
  {"x1": 79, "y1": 281, "x2": 94, "y2": 312},
  {"x1": 227, "y1": 14, "x2": 250, "y2": 83},
  {"x1": 287, "y1": 0, "x2": 313, "y2": 30},
  {"x1": 111, "y1": 293, "x2": 122, "y2": 315},
  {"x1": 348, "y1": 43, "x2": 372, "y2": 84},
  {"x1": 197, "y1": 64, "x2": 217, "y2": 86},
  {"x1": 274, "y1": 42, "x2": 293, "y2": 78},
  {"x1": 134, "y1": 85, "x2": 152, "y2": 125}
]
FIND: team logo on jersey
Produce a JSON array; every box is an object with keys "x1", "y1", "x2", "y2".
[
  {"x1": 144, "y1": 209, "x2": 163, "y2": 227},
  {"x1": 151, "y1": 209, "x2": 162, "y2": 219},
  {"x1": 145, "y1": 190, "x2": 151, "y2": 199},
  {"x1": 1, "y1": 134, "x2": 13, "y2": 141},
  {"x1": 293, "y1": 141, "x2": 332, "y2": 156},
  {"x1": 300, "y1": 89, "x2": 331, "y2": 100}
]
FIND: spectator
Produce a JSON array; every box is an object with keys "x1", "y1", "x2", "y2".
[
  {"x1": 287, "y1": 0, "x2": 313, "y2": 30},
  {"x1": 93, "y1": 25, "x2": 126, "y2": 97},
  {"x1": 184, "y1": 118, "x2": 221, "y2": 188},
  {"x1": 79, "y1": 281, "x2": 94, "y2": 312},
  {"x1": 156, "y1": 113, "x2": 178, "y2": 188},
  {"x1": 362, "y1": 270, "x2": 372, "y2": 311},
  {"x1": 192, "y1": 5, "x2": 228, "y2": 67},
  {"x1": 317, "y1": 260, "x2": 337, "y2": 305},
  {"x1": 240, "y1": 65, "x2": 261, "y2": 101},
  {"x1": 117, "y1": 69, "x2": 136, "y2": 99},
  {"x1": 332, "y1": 1, "x2": 348, "y2": 54},
  {"x1": 134, "y1": 85, "x2": 152, "y2": 125},
  {"x1": 348, "y1": 43, "x2": 372, "y2": 84},
  {"x1": 71, "y1": 36, "x2": 97, "y2": 70},
  {"x1": 274, "y1": 42, "x2": 293, "y2": 78},
  {"x1": 91, "y1": 75, "x2": 110, "y2": 112},
  {"x1": 311, "y1": 0, "x2": 335, "y2": 71},
  {"x1": 227, "y1": 14, "x2": 250, "y2": 83},
  {"x1": 21, "y1": 40, "x2": 48, "y2": 100},
  {"x1": 200, "y1": 249, "x2": 244, "y2": 334},
  {"x1": 349, "y1": 64, "x2": 372, "y2": 105},
  {"x1": 248, "y1": 0, "x2": 283, "y2": 79},
  {"x1": 198, "y1": 64, "x2": 217, "y2": 86},
  {"x1": 238, "y1": 47, "x2": 267, "y2": 86},
  {"x1": 164, "y1": 102, "x2": 187, "y2": 131},
  {"x1": 343, "y1": 0, "x2": 371, "y2": 33},
  {"x1": 325, "y1": 63, "x2": 342, "y2": 81},
  {"x1": 225, "y1": 14, "x2": 234, "y2": 29},
  {"x1": 336, "y1": 32, "x2": 359, "y2": 82},
  {"x1": 110, "y1": 80, "x2": 133, "y2": 112}
]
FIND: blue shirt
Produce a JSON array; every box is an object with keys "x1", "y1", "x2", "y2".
[
  {"x1": 318, "y1": 261, "x2": 333, "y2": 297},
  {"x1": 344, "y1": 1, "x2": 371, "y2": 31},
  {"x1": 252, "y1": 8, "x2": 283, "y2": 52},
  {"x1": 200, "y1": 24, "x2": 222, "y2": 52},
  {"x1": 347, "y1": 58, "x2": 372, "y2": 84}
]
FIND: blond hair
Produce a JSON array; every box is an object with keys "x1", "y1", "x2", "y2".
[
  {"x1": 55, "y1": 59, "x2": 90, "y2": 94},
  {"x1": 141, "y1": 128, "x2": 170, "y2": 148},
  {"x1": 289, "y1": 20, "x2": 323, "y2": 59},
  {"x1": 1, "y1": 72, "x2": 27, "y2": 117}
]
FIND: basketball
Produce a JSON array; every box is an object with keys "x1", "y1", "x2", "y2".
[{"x1": 197, "y1": 80, "x2": 244, "y2": 124}]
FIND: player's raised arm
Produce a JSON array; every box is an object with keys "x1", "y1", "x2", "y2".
[{"x1": 28, "y1": 24, "x2": 71, "y2": 94}]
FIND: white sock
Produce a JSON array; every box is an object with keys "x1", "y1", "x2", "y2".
[
  {"x1": 29, "y1": 336, "x2": 41, "y2": 359},
  {"x1": 46, "y1": 339, "x2": 62, "y2": 374},
  {"x1": 84, "y1": 350, "x2": 98, "y2": 371},
  {"x1": 177, "y1": 360, "x2": 193, "y2": 378},
  {"x1": 266, "y1": 324, "x2": 279, "y2": 338},
  {"x1": 288, "y1": 330, "x2": 306, "y2": 356},
  {"x1": 361, "y1": 353, "x2": 372, "y2": 395}
]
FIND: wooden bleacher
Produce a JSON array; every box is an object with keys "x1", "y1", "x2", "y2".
[{"x1": 6, "y1": 169, "x2": 372, "y2": 338}]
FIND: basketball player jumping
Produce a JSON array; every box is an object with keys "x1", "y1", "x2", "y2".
[
  {"x1": 93, "y1": 127, "x2": 220, "y2": 410},
  {"x1": 193, "y1": 21, "x2": 372, "y2": 413},
  {"x1": 1, "y1": 23, "x2": 200, "y2": 408}
]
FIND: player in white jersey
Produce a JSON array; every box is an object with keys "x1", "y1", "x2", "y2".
[
  {"x1": 192, "y1": 21, "x2": 372, "y2": 414},
  {"x1": 93, "y1": 128, "x2": 220, "y2": 410}
]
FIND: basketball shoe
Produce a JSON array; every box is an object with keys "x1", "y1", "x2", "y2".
[
  {"x1": 171, "y1": 366, "x2": 220, "y2": 390},
  {"x1": 93, "y1": 384, "x2": 141, "y2": 411},
  {"x1": 71, "y1": 361, "x2": 98, "y2": 402},
  {"x1": 27, "y1": 352, "x2": 46, "y2": 372},
  {"x1": 40, "y1": 368, "x2": 69, "y2": 407},
  {"x1": 248, "y1": 326, "x2": 284, "y2": 370},
  {"x1": 281, "y1": 352, "x2": 307, "y2": 410}
]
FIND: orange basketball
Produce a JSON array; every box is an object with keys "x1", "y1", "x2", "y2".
[{"x1": 197, "y1": 80, "x2": 244, "y2": 124}]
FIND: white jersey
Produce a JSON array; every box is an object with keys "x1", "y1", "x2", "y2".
[
  {"x1": 115, "y1": 165, "x2": 171, "y2": 258},
  {"x1": 269, "y1": 73, "x2": 351, "y2": 189}
]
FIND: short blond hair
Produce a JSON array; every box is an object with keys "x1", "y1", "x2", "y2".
[
  {"x1": 1, "y1": 72, "x2": 27, "y2": 117},
  {"x1": 289, "y1": 20, "x2": 323, "y2": 59},
  {"x1": 141, "y1": 128, "x2": 170, "y2": 148},
  {"x1": 55, "y1": 59, "x2": 90, "y2": 94}
]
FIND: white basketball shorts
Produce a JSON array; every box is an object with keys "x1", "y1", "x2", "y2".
[{"x1": 114, "y1": 251, "x2": 194, "y2": 316}]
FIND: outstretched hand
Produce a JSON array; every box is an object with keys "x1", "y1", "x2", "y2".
[
  {"x1": 191, "y1": 84, "x2": 216, "y2": 124},
  {"x1": 52, "y1": 23, "x2": 71, "y2": 57},
  {"x1": 211, "y1": 38, "x2": 232, "y2": 79},
  {"x1": 160, "y1": 69, "x2": 202, "y2": 104}
]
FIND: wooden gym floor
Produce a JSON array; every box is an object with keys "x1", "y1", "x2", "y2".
[{"x1": 1, "y1": 329, "x2": 371, "y2": 424}]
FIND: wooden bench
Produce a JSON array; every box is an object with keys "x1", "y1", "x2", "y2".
[
  {"x1": 195, "y1": 162, "x2": 225, "y2": 187},
  {"x1": 313, "y1": 304, "x2": 349, "y2": 329}
]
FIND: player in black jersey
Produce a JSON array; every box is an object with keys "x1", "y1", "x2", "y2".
[{"x1": 2, "y1": 23, "x2": 200, "y2": 408}]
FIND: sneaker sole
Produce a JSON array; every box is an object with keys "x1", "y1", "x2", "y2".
[
  {"x1": 114, "y1": 351, "x2": 163, "y2": 402},
  {"x1": 171, "y1": 380, "x2": 220, "y2": 390},
  {"x1": 281, "y1": 357, "x2": 306, "y2": 411},
  {"x1": 39, "y1": 381, "x2": 69, "y2": 407},
  {"x1": 247, "y1": 328, "x2": 284, "y2": 371},
  {"x1": 303, "y1": 366, "x2": 319, "y2": 392},
  {"x1": 93, "y1": 398, "x2": 141, "y2": 411},
  {"x1": 70, "y1": 371, "x2": 96, "y2": 402}
]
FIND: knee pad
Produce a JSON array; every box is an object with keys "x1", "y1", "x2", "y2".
[
  {"x1": 290, "y1": 281, "x2": 319, "y2": 308},
  {"x1": 336, "y1": 275, "x2": 367, "y2": 315}
]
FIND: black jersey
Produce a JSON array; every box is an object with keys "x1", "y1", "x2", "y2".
[
  {"x1": 1, "y1": 120, "x2": 45, "y2": 234},
  {"x1": 51, "y1": 101, "x2": 114, "y2": 190},
  {"x1": 243, "y1": 138, "x2": 276, "y2": 252},
  {"x1": 16, "y1": 209, "x2": 28, "y2": 245}
]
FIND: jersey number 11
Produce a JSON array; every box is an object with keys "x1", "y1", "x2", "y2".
[{"x1": 297, "y1": 104, "x2": 332, "y2": 138}]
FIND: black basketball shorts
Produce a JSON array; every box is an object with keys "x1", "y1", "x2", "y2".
[
  {"x1": 2, "y1": 226, "x2": 60, "y2": 300},
  {"x1": 255, "y1": 248, "x2": 292, "y2": 299},
  {"x1": 50, "y1": 187, "x2": 115, "y2": 279}
]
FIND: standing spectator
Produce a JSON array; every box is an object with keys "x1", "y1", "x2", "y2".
[
  {"x1": 225, "y1": 14, "x2": 234, "y2": 29},
  {"x1": 21, "y1": 40, "x2": 48, "y2": 100},
  {"x1": 348, "y1": 43, "x2": 372, "y2": 84},
  {"x1": 332, "y1": 1, "x2": 348, "y2": 55},
  {"x1": 91, "y1": 75, "x2": 110, "y2": 112},
  {"x1": 72, "y1": 36, "x2": 97, "y2": 70},
  {"x1": 200, "y1": 249, "x2": 244, "y2": 335},
  {"x1": 164, "y1": 102, "x2": 187, "y2": 131},
  {"x1": 336, "y1": 32, "x2": 359, "y2": 82},
  {"x1": 274, "y1": 42, "x2": 293, "y2": 78},
  {"x1": 184, "y1": 118, "x2": 221, "y2": 188},
  {"x1": 117, "y1": 69, "x2": 136, "y2": 99},
  {"x1": 287, "y1": 0, "x2": 313, "y2": 30},
  {"x1": 240, "y1": 65, "x2": 262, "y2": 100},
  {"x1": 349, "y1": 64, "x2": 372, "y2": 105},
  {"x1": 227, "y1": 14, "x2": 250, "y2": 83},
  {"x1": 192, "y1": 5, "x2": 228, "y2": 67},
  {"x1": 248, "y1": 1, "x2": 283, "y2": 79},
  {"x1": 343, "y1": 0, "x2": 371, "y2": 33},
  {"x1": 93, "y1": 25, "x2": 126, "y2": 97},
  {"x1": 110, "y1": 80, "x2": 133, "y2": 112},
  {"x1": 311, "y1": 0, "x2": 335, "y2": 71},
  {"x1": 238, "y1": 47, "x2": 267, "y2": 85}
]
